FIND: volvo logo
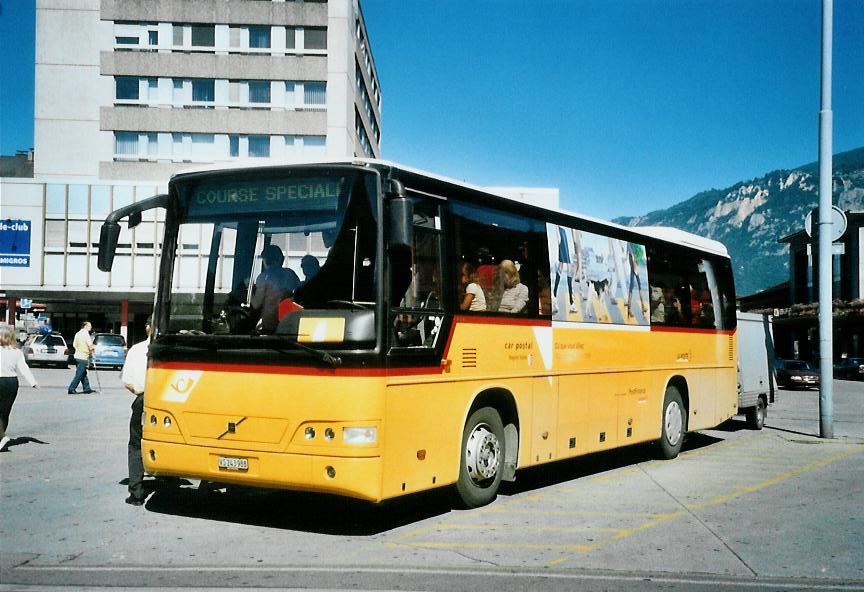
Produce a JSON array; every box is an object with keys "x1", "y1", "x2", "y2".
[{"x1": 217, "y1": 417, "x2": 247, "y2": 439}]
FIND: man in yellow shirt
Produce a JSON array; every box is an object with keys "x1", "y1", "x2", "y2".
[{"x1": 67, "y1": 321, "x2": 95, "y2": 395}]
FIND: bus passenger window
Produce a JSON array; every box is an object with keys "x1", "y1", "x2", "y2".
[{"x1": 451, "y1": 201, "x2": 547, "y2": 316}]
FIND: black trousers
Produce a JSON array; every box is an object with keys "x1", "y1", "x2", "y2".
[
  {"x1": 0, "y1": 377, "x2": 19, "y2": 439},
  {"x1": 128, "y1": 394, "x2": 145, "y2": 498}
]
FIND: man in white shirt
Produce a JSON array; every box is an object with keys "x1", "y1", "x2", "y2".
[{"x1": 121, "y1": 320, "x2": 150, "y2": 506}]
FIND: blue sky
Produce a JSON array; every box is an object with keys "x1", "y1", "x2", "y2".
[{"x1": 2, "y1": 1, "x2": 862, "y2": 219}]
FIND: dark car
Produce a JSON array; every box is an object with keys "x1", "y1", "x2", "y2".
[
  {"x1": 91, "y1": 333, "x2": 127, "y2": 369},
  {"x1": 834, "y1": 357, "x2": 864, "y2": 381},
  {"x1": 774, "y1": 359, "x2": 819, "y2": 389}
]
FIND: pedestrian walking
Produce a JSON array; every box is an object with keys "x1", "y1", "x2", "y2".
[
  {"x1": 0, "y1": 326, "x2": 40, "y2": 452},
  {"x1": 122, "y1": 319, "x2": 151, "y2": 506},
  {"x1": 68, "y1": 321, "x2": 95, "y2": 395}
]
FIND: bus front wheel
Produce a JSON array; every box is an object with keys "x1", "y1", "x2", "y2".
[
  {"x1": 455, "y1": 406, "x2": 505, "y2": 509},
  {"x1": 658, "y1": 386, "x2": 686, "y2": 459}
]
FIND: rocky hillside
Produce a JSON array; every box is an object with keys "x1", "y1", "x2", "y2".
[{"x1": 614, "y1": 147, "x2": 864, "y2": 296}]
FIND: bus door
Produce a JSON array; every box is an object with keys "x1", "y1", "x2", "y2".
[{"x1": 388, "y1": 196, "x2": 447, "y2": 357}]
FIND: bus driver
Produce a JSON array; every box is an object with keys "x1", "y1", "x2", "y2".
[{"x1": 251, "y1": 244, "x2": 300, "y2": 332}]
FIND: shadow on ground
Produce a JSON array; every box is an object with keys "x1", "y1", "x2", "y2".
[
  {"x1": 1, "y1": 436, "x2": 50, "y2": 452},
  {"x1": 143, "y1": 433, "x2": 728, "y2": 535}
]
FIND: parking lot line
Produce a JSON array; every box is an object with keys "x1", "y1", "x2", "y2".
[{"x1": 382, "y1": 436, "x2": 864, "y2": 571}]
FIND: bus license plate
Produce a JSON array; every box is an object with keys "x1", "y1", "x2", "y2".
[{"x1": 218, "y1": 456, "x2": 248, "y2": 471}]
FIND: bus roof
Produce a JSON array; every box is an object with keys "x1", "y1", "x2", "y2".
[{"x1": 172, "y1": 158, "x2": 729, "y2": 258}]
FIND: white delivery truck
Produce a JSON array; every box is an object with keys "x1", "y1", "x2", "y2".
[{"x1": 737, "y1": 312, "x2": 776, "y2": 429}]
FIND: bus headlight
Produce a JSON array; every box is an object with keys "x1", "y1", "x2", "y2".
[{"x1": 343, "y1": 427, "x2": 376, "y2": 444}]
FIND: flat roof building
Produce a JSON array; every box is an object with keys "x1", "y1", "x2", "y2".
[{"x1": 34, "y1": 0, "x2": 382, "y2": 181}]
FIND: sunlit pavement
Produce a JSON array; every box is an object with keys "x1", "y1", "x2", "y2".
[{"x1": 1, "y1": 367, "x2": 862, "y2": 591}]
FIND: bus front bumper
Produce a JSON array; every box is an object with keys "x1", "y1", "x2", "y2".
[{"x1": 142, "y1": 439, "x2": 383, "y2": 502}]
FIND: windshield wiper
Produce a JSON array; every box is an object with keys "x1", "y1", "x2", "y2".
[{"x1": 269, "y1": 334, "x2": 343, "y2": 368}]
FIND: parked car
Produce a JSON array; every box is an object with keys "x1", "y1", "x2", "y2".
[
  {"x1": 22, "y1": 333, "x2": 69, "y2": 368},
  {"x1": 91, "y1": 333, "x2": 127, "y2": 369},
  {"x1": 773, "y1": 359, "x2": 819, "y2": 389},
  {"x1": 834, "y1": 357, "x2": 864, "y2": 380}
]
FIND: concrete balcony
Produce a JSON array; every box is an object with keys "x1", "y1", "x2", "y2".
[
  {"x1": 101, "y1": 105, "x2": 326, "y2": 135},
  {"x1": 100, "y1": 0, "x2": 327, "y2": 26},
  {"x1": 101, "y1": 51, "x2": 327, "y2": 81}
]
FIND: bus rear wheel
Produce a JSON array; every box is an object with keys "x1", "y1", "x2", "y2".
[
  {"x1": 746, "y1": 396, "x2": 767, "y2": 430},
  {"x1": 658, "y1": 386, "x2": 686, "y2": 459},
  {"x1": 455, "y1": 406, "x2": 505, "y2": 509}
]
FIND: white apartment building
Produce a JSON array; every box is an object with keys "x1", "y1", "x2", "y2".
[
  {"x1": 35, "y1": 0, "x2": 382, "y2": 180},
  {"x1": 2, "y1": 0, "x2": 382, "y2": 339}
]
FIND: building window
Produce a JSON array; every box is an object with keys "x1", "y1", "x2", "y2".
[
  {"x1": 116, "y1": 36, "x2": 139, "y2": 46},
  {"x1": 115, "y1": 132, "x2": 139, "y2": 159},
  {"x1": 146, "y1": 133, "x2": 158, "y2": 157},
  {"x1": 304, "y1": 27, "x2": 327, "y2": 50},
  {"x1": 304, "y1": 82, "x2": 326, "y2": 108},
  {"x1": 191, "y1": 79, "x2": 215, "y2": 103},
  {"x1": 148, "y1": 30, "x2": 158, "y2": 46},
  {"x1": 172, "y1": 133, "x2": 184, "y2": 159},
  {"x1": 147, "y1": 79, "x2": 159, "y2": 102},
  {"x1": 191, "y1": 25, "x2": 215, "y2": 47},
  {"x1": 229, "y1": 81, "x2": 242, "y2": 105},
  {"x1": 229, "y1": 135, "x2": 240, "y2": 157},
  {"x1": 249, "y1": 26, "x2": 271, "y2": 49},
  {"x1": 116, "y1": 77, "x2": 139, "y2": 100},
  {"x1": 304, "y1": 136, "x2": 326, "y2": 156},
  {"x1": 249, "y1": 81, "x2": 271, "y2": 104},
  {"x1": 172, "y1": 79, "x2": 185, "y2": 103},
  {"x1": 286, "y1": 27, "x2": 296, "y2": 50},
  {"x1": 248, "y1": 136, "x2": 270, "y2": 158},
  {"x1": 229, "y1": 27, "x2": 242, "y2": 48},
  {"x1": 191, "y1": 134, "x2": 215, "y2": 160},
  {"x1": 172, "y1": 24, "x2": 184, "y2": 46}
]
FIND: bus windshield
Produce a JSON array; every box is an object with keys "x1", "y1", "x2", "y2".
[{"x1": 162, "y1": 168, "x2": 378, "y2": 345}]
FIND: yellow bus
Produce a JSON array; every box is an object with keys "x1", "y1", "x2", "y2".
[{"x1": 98, "y1": 160, "x2": 738, "y2": 508}]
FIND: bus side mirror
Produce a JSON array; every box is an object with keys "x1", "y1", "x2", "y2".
[
  {"x1": 389, "y1": 197, "x2": 413, "y2": 250},
  {"x1": 98, "y1": 222, "x2": 121, "y2": 272},
  {"x1": 387, "y1": 179, "x2": 413, "y2": 251}
]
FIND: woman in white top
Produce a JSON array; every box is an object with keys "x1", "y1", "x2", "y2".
[
  {"x1": 458, "y1": 262, "x2": 487, "y2": 312},
  {"x1": 0, "y1": 326, "x2": 40, "y2": 451},
  {"x1": 498, "y1": 260, "x2": 530, "y2": 314}
]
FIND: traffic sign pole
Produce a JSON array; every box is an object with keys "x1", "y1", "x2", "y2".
[{"x1": 817, "y1": 0, "x2": 834, "y2": 439}]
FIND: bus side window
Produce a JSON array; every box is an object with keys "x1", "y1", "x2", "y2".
[
  {"x1": 450, "y1": 201, "x2": 547, "y2": 317},
  {"x1": 648, "y1": 246, "x2": 701, "y2": 328}
]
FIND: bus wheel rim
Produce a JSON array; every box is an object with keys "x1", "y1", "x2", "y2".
[
  {"x1": 665, "y1": 401, "x2": 683, "y2": 446},
  {"x1": 466, "y1": 424, "x2": 501, "y2": 483}
]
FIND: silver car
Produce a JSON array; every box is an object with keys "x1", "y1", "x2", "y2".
[{"x1": 23, "y1": 333, "x2": 69, "y2": 368}]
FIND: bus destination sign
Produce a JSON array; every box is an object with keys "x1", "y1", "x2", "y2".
[{"x1": 185, "y1": 177, "x2": 346, "y2": 216}]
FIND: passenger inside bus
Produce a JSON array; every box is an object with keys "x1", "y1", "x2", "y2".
[
  {"x1": 250, "y1": 244, "x2": 300, "y2": 332},
  {"x1": 458, "y1": 261, "x2": 487, "y2": 312},
  {"x1": 497, "y1": 260, "x2": 529, "y2": 314},
  {"x1": 300, "y1": 254, "x2": 321, "y2": 286}
]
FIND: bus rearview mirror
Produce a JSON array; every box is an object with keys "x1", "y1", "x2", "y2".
[
  {"x1": 97, "y1": 222, "x2": 121, "y2": 272},
  {"x1": 389, "y1": 197, "x2": 413, "y2": 251}
]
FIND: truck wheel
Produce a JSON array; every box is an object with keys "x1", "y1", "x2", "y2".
[
  {"x1": 658, "y1": 386, "x2": 686, "y2": 459},
  {"x1": 746, "y1": 397, "x2": 767, "y2": 430},
  {"x1": 455, "y1": 406, "x2": 505, "y2": 508}
]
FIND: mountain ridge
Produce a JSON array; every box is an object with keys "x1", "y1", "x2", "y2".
[{"x1": 613, "y1": 146, "x2": 864, "y2": 296}]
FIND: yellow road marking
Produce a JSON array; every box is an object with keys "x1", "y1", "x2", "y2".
[
  {"x1": 547, "y1": 444, "x2": 864, "y2": 567},
  {"x1": 384, "y1": 441, "x2": 863, "y2": 568}
]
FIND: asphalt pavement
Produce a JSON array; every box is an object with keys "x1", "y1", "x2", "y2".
[{"x1": 1, "y1": 366, "x2": 862, "y2": 591}]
